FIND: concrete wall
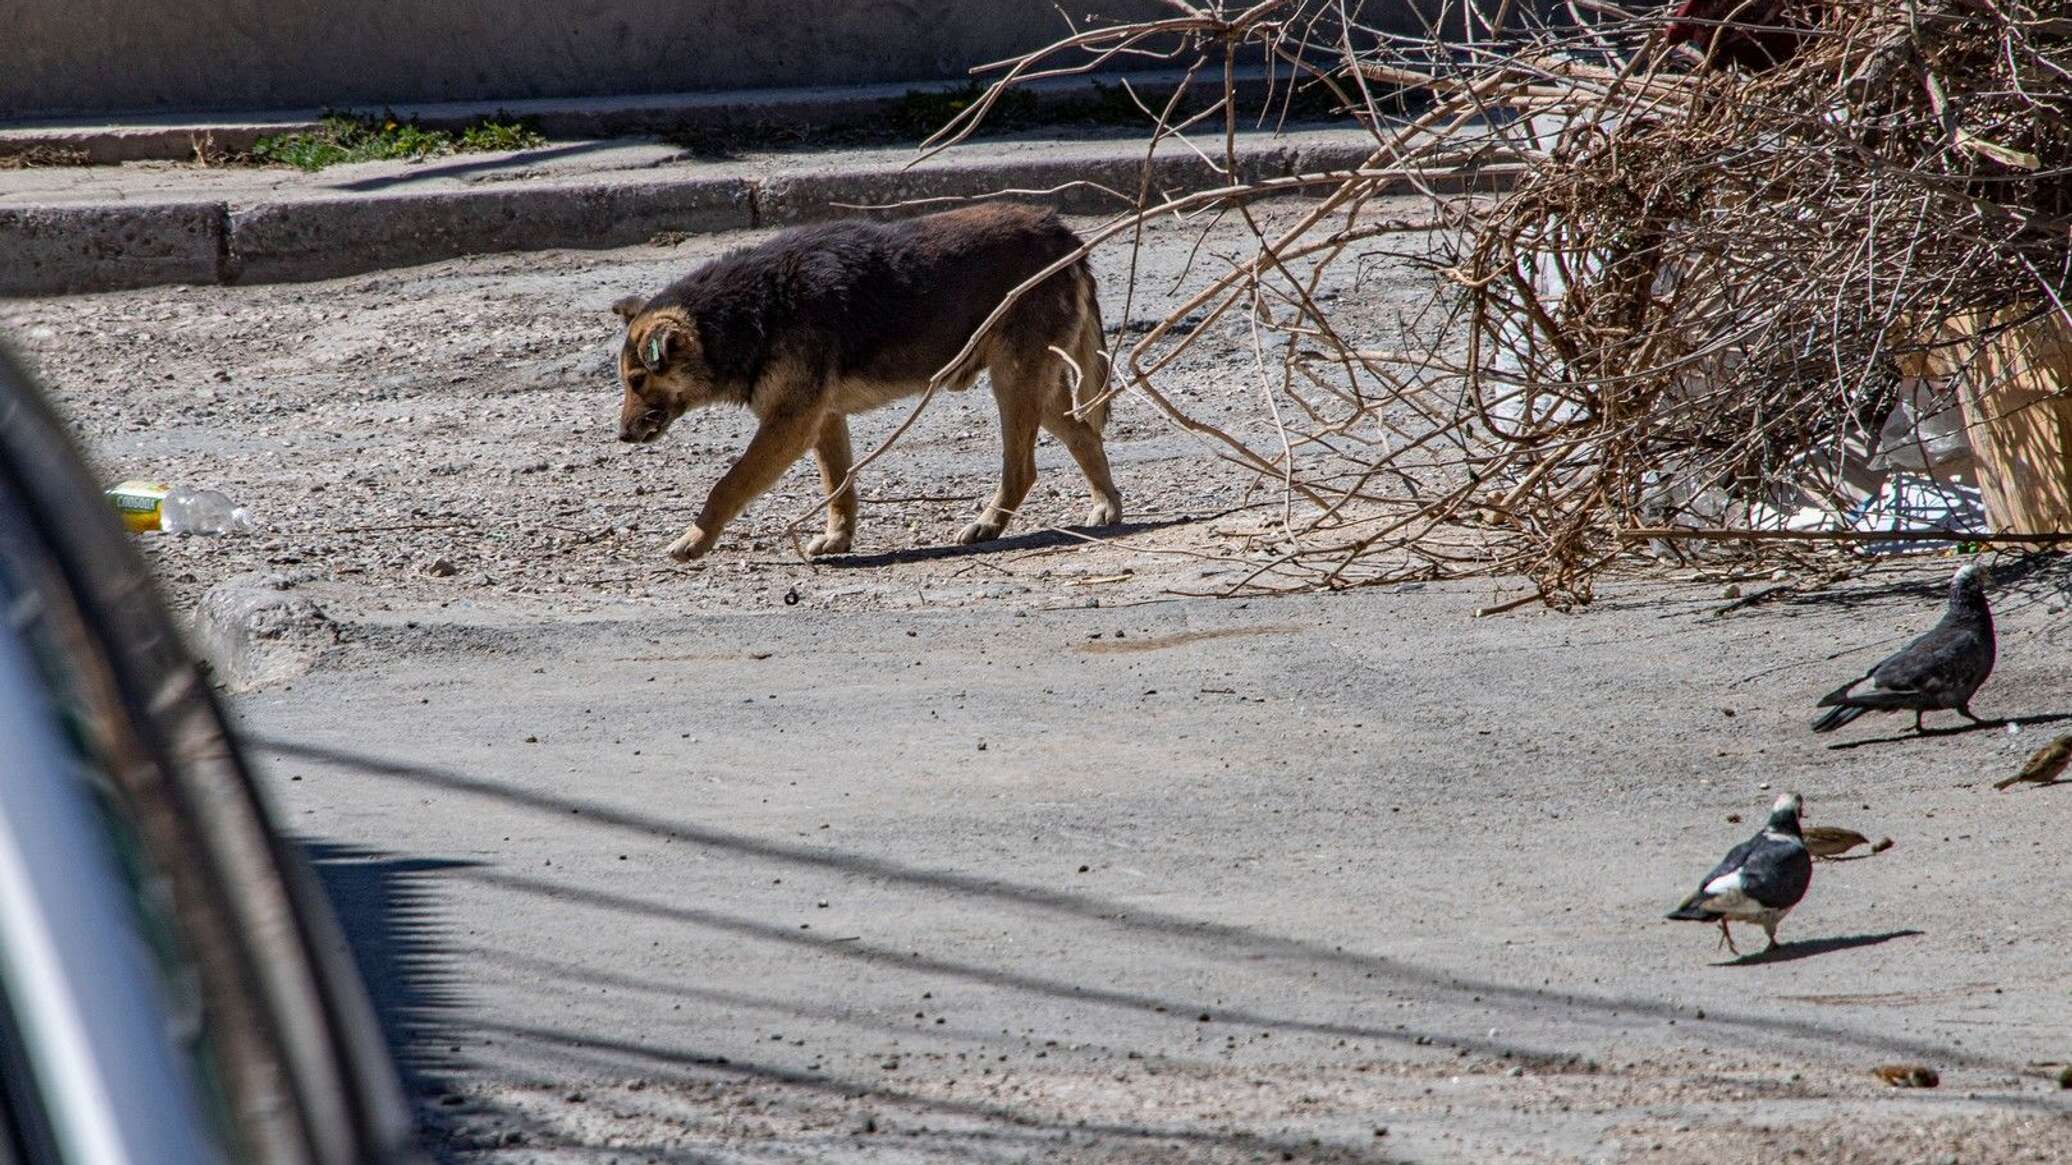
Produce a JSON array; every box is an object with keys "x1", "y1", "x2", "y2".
[{"x1": 4, "y1": 1, "x2": 1176, "y2": 120}]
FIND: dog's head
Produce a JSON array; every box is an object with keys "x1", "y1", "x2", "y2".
[{"x1": 611, "y1": 295, "x2": 708, "y2": 443}]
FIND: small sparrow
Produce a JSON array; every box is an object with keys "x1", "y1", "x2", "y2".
[
  {"x1": 1800, "y1": 826, "x2": 1890, "y2": 860},
  {"x1": 1872, "y1": 1064, "x2": 1939, "y2": 1088},
  {"x1": 1996, "y1": 733, "x2": 2072, "y2": 790}
]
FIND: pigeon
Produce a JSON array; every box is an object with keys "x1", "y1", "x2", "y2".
[
  {"x1": 1996, "y1": 733, "x2": 2072, "y2": 790},
  {"x1": 1812, "y1": 563, "x2": 1994, "y2": 734},
  {"x1": 1667, "y1": 792, "x2": 1812, "y2": 955}
]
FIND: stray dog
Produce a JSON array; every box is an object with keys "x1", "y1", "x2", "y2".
[{"x1": 610, "y1": 204, "x2": 1123, "y2": 561}]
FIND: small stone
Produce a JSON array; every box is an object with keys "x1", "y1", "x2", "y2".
[{"x1": 1720, "y1": 583, "x2": 1741, "y2": 600}]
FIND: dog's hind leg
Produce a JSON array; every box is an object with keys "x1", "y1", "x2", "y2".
[
  {"x1": 1041, "y1": 395, "x2": 1121, "y2": 528},
  {"x1": 807, "y1": 413, "x2": 857, "y2": 555},
  {"x1": 960, "y1": 359, "x2": 1041, "y2": 545},
  {"x1": 1043, "y1": 267, "x2": 1122, "y2": 528}
]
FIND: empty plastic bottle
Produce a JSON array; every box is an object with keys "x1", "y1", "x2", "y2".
[{"x1": 159, "y1": 486, "x2": 256, "y2": 536}]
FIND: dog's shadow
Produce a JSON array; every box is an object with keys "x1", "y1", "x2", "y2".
[
  {"x1": 816, "y1": 516, "x2": 1193, "y2": 570},
  {"x1": 1824, "y1": 711, "x2": 2072, "y2": 751},
  {"x1": 1715, "y1": 929, "x2": 1922, "y2": 967}
]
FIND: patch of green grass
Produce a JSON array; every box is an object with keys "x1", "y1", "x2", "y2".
[
  {"x1": 251, "y1": 111, "x2": 546, "y2": 171},
  {"x1": 889, "y1": 82, "x2": 1043, "y2": 138}
]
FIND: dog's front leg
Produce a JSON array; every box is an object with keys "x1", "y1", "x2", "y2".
[{"x1": 666, "y1": 406, "x2": 824, "y2": 561}]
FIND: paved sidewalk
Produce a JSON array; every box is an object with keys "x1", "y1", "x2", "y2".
[{"x1": 0, "y1": 126, "x2": 1506, "y2": 296}]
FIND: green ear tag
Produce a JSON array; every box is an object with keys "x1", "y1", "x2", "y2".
[{"x1": 644, "y1": 335, "x2": 665, "y2": 367}]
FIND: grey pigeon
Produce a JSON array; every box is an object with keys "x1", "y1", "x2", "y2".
[
  {"x1": 1666, "y1": 792, "x2": 1812, "y2": 956},
  {"x1": 1812, "y1": 563, "x2": 1994, "y2": 733}
]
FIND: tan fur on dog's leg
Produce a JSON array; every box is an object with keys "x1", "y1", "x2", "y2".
[
  {"x1": 668, "y1": 406, "x2": 825, "y2": 561},
  {"x1": 807, "y1": 413, "x2": 857, "y2": 556},
  {"x1": 959, "y1": 372, "x2": 1041, "y2": 545},
  {"x1": 1047, "y1": 264, "x2": 1122, "y2": 527},
  {"x1": 1041, "y1": 397, "x2": 1121, "y2": 527}
]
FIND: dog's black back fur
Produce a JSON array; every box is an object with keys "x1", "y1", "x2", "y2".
[{"x1": 638, "y1": 205, "x2": 1087, "y2": 397}]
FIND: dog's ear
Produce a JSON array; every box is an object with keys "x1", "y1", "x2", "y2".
[
  {"x1": 611, "y1": 294, "x2": 646, "y2": 323},
  {"x1": 636, "y1": 320, "x2": 687, "y2": 373}
]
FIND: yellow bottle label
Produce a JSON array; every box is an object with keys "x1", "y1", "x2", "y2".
[{"x1": 106, "y1": 480, "x2": 170, "y2": 533}]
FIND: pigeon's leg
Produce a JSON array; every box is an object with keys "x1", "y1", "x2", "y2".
[
  {"x1": 1760, "y1": 920, "x2": 1780, "y2": 952},
  {"x1": 1957, "y1": 704, "x2": 1987, "y2": 725},
  {"x1": 1913, "y1": 710, "x2": 1925, "y2": 733},
  {"x1": 1715, "y1": 919, "x2": 1740, "y2": 956}
]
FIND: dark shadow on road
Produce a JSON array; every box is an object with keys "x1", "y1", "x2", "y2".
[
  {"x1": 331, "y1": 141, "x2": 626, "y2": 192},
  {"x1": 818, "y1": 516, "x2": 1196, "y2": 569},
  {"x1": 1716, "y1": 930, "x2": 1923, "y2": 967},
  {"x1": 1824, "y1": 711, "x2": 2072, "y2": 750},
  {"x1": 474, "y1": 1018, "x2": 1411, "y2": 1164},
  {"x1": 453, "y1": 865, "x2": 1538, "y2": 1059},
  {"x1": 1765, "y1": 551, "x2": 2072, "y2": 617},
  {"x1": 256, "y1": 738, "x2": 2033, "y2": 1083},
  {"x1": 300, "y1": 839, "x2": 479, "y2": 1092}
]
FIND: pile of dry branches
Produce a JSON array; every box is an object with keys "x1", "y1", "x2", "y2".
[{"x1": 918, "y1": 1, "x2": 2070, "y2": 605}]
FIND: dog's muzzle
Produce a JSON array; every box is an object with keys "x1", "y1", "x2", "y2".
[{"x1": 618, "y1": 409, "x2": 671, "y2": 443}]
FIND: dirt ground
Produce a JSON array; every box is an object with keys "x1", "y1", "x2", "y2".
[
  {"x1": 8, "y1": 207, "x2": 2072, "y2": 1163},
  {"x1": 6, "y1": 204, "x2": 1447, "y2": 623}
]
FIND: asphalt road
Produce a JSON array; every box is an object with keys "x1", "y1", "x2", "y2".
[{"x1": 243, "y1": 565, "x2": 2072, "y2": 1164}]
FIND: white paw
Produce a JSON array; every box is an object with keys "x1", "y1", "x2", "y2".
[
  {"x1": 805, "y1": 532, "x2": 853, "y2": 556},
  {"x1": 1084, "y1": 497, "x2": 1123, "y2": 527}
]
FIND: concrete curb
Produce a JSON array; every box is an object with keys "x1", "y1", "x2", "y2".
[
  {"x1": 4, "y1": 201, "x2": 225, "y2": 293},
  {"x1": 225, "y1": 176, "x2": 757, "y2": 285},
  {"x1": 190, "y1": 571, "x2": 339, "y2": 692},
  {"x1": 3, "y1": 140, "x2": 1516, "y2": 297}
]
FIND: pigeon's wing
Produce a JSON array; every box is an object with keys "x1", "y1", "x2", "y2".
[
  {"x1": 1816, "y1": 667, "x2": 1879, "y2": 708},
  {"x1": 1732, "y1": 836, "x2": 1811, "y2": 910},
  {"x1": 1869, "y1": 622, "x2": 1983, "y2": 696},
  {"x1": 1668, "y1": 836, "x2": 1759, "y2": 917},
  {"x1": 1698, "y1": 837, "x2": 1756, "y2": 890},
  {"x1": 1825, "y1": 622, "x2": 1984, "y2": 709}
]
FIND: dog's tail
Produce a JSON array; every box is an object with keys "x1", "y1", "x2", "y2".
[{"x1": 1062, "y1": 261, "x2": 1112, "y2": 433}]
